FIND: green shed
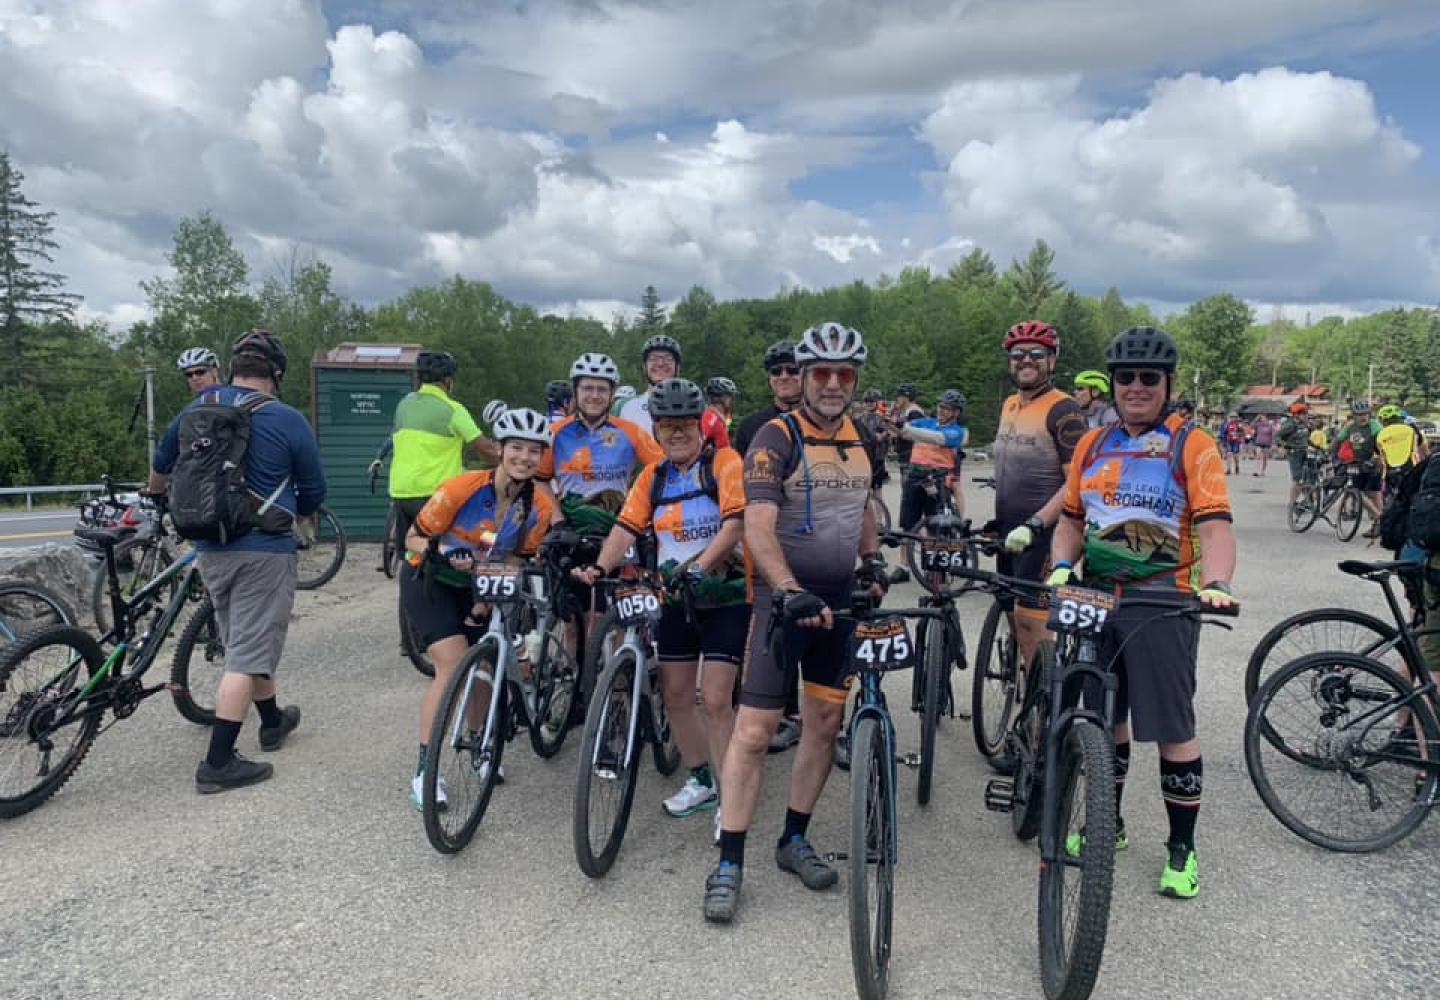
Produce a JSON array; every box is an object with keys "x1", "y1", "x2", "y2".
[{"x1": 310, "y1": 343, "x2": 422, "y2": 541}]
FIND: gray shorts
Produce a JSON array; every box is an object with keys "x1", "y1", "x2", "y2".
[
  {"x1": 197, "y1": 549, "x2": 297, "y2": 677},
  {"x1": 1084, "y1": 599, "x2": 1201, "y2": 744}
]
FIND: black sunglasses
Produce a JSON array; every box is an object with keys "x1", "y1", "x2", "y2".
[
  {"x1": 768, "y1": 364, "x2": 800, "y2": 377},
  {"x1": 1113, "y1": 369, "x2": 1165, "y2": 387},
  {"x1": 1007, "y1": 347, "x2": 1051, "y2": 362},
  {"x1": 183, "y1": 368, "x2": 211, "y2": 379}
]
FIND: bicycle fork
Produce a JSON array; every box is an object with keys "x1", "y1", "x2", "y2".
[{"x1": 829, "y1": 675, "x2": 901, "y2": 866}]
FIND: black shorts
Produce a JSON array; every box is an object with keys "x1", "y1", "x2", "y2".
[
  {"x1": 899, "y1": 472, "x2": 949, "y2": 531},
  {"x1": 393, "y1": 497, "x2": 430, "y2": 553},
  {"x1": 399, "y1": 564, "x2": 485, "y2": 650},
  {"x1": 995, "y1": 522, "x2": 1054, "y2": 612},
  {"x1": 739, "y1": 586, "x2": 857, "y2": 710},
  {"x1": 657, "y1": 602, "x2": 751, "y2": 665},
  {"x1": 1355, "y1": 469, "x2": 1383, "y2": 493},
  {"x1": 1083, "y1": 597, "x2": 1201, "y2": 743}
]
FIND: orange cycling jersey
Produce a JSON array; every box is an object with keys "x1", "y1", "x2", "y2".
[
  {"x1": 538, "y1": 414, "x2": 663, "y2": 499},
  {"x1": 409, "y1": 470, "x2": 557, "y2": 582}
]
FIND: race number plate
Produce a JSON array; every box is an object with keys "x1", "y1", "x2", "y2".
[
  {"x1": 613, "y1": 584, "x2": 662, "y2": 626},
  {"x1": 1046, "y1": 585, "x2": 1116, "y2": 635},
  {"x1": 920, "y1": 540, "x2": 969, "y2": 573},
  {"x1": 851, "y1": 616, "x2": 915, "y2": 672},
  {"x1": 472, "y1": 564, "x2": 522, "y2": 602}
]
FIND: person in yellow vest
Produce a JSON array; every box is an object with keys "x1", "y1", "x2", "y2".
[{"x1": 1377, "y1": 404, "x2": 1427, "y2": 494}]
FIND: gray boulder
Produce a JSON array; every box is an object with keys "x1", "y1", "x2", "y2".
[{"x1": 0, "y1": 542, "x2": 97, "y2": 622}]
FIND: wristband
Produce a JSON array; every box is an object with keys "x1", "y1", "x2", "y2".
[
  {"x1": 1052, "y1": 560, "x2": 1073, "y2": 571},
  {"x1": 1025, "y1": 515, "x2": 1046, "y2": 533}
]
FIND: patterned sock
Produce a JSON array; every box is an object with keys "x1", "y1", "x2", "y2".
[{"x1": 1160, "y1": 756, "x2": 1203, "y2": 850}]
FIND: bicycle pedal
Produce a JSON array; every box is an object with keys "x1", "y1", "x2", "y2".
[
  {"x1": 897, "y1": 752, "x2": 922, "y2": 769},
  {"x1": 984, "y1": 777, "x2": 1015, "y2": 813}
]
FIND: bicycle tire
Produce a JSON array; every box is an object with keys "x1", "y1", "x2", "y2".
[
  {"x1": 581, "y1": 604, "x2": 624, "y2": 718},
  {"x1": 295, "y1": 505, "x2": 347, "y2": 590},
  {"x1": 573, "y1": 649, "x2": 641, "y2": 877},
  {"x1": 423, "y1": 640, "x2": 508, "y2": 854},
  {"x1": 0, "y1": 625, "x2": 106, "y2": 818},
  {"x1": 381, "y1": 504, "x2": 399, "y2": 579},
  {"x1": 918, "y1": 617, "x2": 947, "y2": 806},
  {"x1": 848, "y1": 715, "x2": 894, "y2": 1000},
  {"x1": 972, "y1": 600, "x2": 1019, "y2": 759},
  {"x1": 1038, "y1": 720, "x2": 1116, "y2": 1000},
  {"x1": 1335, "y1": 489, "x2": 1362, "y2": 542},
  {"x1": 651, "y1": 686, "x2": 682, "y2": 777},
  {"x1": 0, "y1": 579, "x2": 76, "y2": 643},
  {"x1": 868, "y1": 492, "x2": 892, "y2": 532},
  {"x1": 528, "y1": 620, "x2": 579, "y2": 758},
  {"x1": 1244, "y1": 607, "x2": 1401, "y2": 706},
  {"x1": 1288, "y1": 486, "x2": 1318, "y2": 533},
  {"x1": 399, "y1": 598, "x2": 434, "y2": 677},
  {"x1": 1244, "y1": 651, "x2": 1438, "y2": 852},
  {"x1": 1012, "y1": 642, "x2": 1054, "y2": 842},
  {"x1": 91, "y1": 539, "x2": 174, "y2": 636},
  {"x1": 170, "y1": 597, "x2": 224, "y2": 725}
]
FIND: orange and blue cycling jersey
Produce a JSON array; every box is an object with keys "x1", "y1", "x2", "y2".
[
  {"x1": 409, "y1": 471, "x2": 556, "y2": 577},
  {"x1": 1062, "y1": 413, "x2": 1231, "y2": 594},
  {"x1": 906, "y1": 417, "x2": 968, "y2": 471},
  {"x1": 538, "y1": 415, "x2": 663, "y2": 499}
]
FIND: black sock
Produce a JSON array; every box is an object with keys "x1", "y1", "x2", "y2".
[
  {"x1": 690, "y1": 762, "x2": 714, "y2": 788},
  {"x1": 779, "y1": 807, "x2": 810, "y2": 846},
  {"x1": 255, "y1": 697, "x2": 283, "y2": 729},
  {"x1": 416, "y1": 745, "x2": 427, "y2": 777},
  {"x1": 1113, "y1": 741, "x2": 1131, "y2": 829},
  {"x1": 719, "y1": 829, "x2": 746, "y2": 868},
  {"x1": 1160, "y1": 756, "x2": 1203, "y2": 850},
  {"x1": 206, "y1": 719, "x2": 243, "y2": 768}
]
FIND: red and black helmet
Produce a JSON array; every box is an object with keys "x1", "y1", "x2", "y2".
[
  {"x1": 1002, "y1": 320, "x2": 1059, "y2": 351},
  {"x1": 231, "y1": 328, "x2": 288, "y2": 379}
]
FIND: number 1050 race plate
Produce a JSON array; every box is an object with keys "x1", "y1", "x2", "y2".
[
  {"x1": 1046, "y1": 585, "x2": 1116, "y2": 635},
  {"x1": 851, "y1": 616, "x2": 915, "y2": 671}
]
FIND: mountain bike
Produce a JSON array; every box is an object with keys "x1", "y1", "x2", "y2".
[
  {"x1": 0, "y1": 525, "x2": 209, "y2": 818},
  {"x1": 1289, "y1": 462, "x2": 1365, "y2": 541},
  {"x1": 76, "y1": 480, "x2": 180, "y2": 636},
  {"x1": 963, "y1": 566, "x2": 1235, "y2": 1000},
  {"x1": 293, "y1": 505, "x2": 346, "y2": 589},
  {"x1": 1245, "y1": 558, "x2": 1440, "y2": 852},
  {"x1": 967, "y1": 476, "x2": 1022, "y2": 762},
  {"x1": 0, "y1": 579, "x2": 75, "y2": 645},
  {"x1": 368, "y1": 463, "x2": 402, "y2": 580},
  {"x1": 420, "y1": 560, "x2": 580, "y2": 854},
  {"x1": 897, "y1": 468, "x2": 970, "y2": 590},
  {"x1": 572, "y1": 574, "x2": 682, "y2": 878}
]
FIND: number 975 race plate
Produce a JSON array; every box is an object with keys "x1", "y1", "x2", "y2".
[{"x1": 1045, "y1": 585, "x2": 1116, "y2": 635}]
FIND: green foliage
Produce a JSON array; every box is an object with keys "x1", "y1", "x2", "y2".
[
  {"x1": 1003, "y1": 239, "x2": 1065, "y2": 315},
  {"x1": 1174, "y1": 293, "x2": 1256, "y2": 410},
  {"x1": 0, "y1": 153, "x2": 80, "y2": 379}
]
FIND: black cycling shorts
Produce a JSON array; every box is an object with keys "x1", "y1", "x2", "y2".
[
  {"x1": 739, "y1": 585, "x2": 857, "y2": 710},
  {"x1": 657, "y1": 602, "x2": 751, "y2": 665},
  {"x1": 399, "y1": 563, "x2": 485, "y2": 650},
  {"x1": 995, "y1": 521, "x2": 1054, "y2": 613},
  {"x1": 1082, "y1": 596, "x2": 1201, "y2": 744}
]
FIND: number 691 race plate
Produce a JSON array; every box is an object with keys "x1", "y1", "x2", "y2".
[
  {"x1": 1046, "y1": 585, "x2": 1116, "y2": 635},
  {"x1": 851, "y1": 616, "x2": 915, "y2": 671}
]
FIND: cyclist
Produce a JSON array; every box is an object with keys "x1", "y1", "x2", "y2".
[
  {"x1": 1377, "y1": 403, "x2": 1426, "y2": 495},
  {"x1": 704, "y1": 377, "x2": 738, "y2": 446},
  {"x1": 993, "y1": 320, "x2": 1087, "y2": 696},
  {"x1": 368, "y1": 352, "x2": 500, "y2": 558},
  {"x1": 149, "y1": 331, "x2": 326, "y2": 793},
  {"x1": 176, "y1": 347, "x2": 222, "y2": 394},
  {"x1": 1174, "y1": 398, "x2": 1195, "y2": 421},
  {"x1": 1276, "y1": 401, "x2": 1313, "y2": 503},
  {"x1": 1251, "y1": 413, "x2": 1276, "y2": 477},
  {"x1": 1332, "y1": 399, "x2": 1385, "y2": 537},
  {"x1": 1049, "y1": 325, "x2": 1236, "y2": 900},
  {"x1": 894, "y1": 387, "x2": 968, "y2": 525},
  {"x1": 703, "y1": 321, "x2": 889, "y2": 924},
  {"x1": 573, "y1": 379, "x2": 750, "y2": 836},
  {"x1": 544, "y1": 379, "x2": 574, "y2": 421},
  {"x1": 890, "y1": 382, "x2": 925, "y2": 466},
  {"x1": 1073, "y1": 370, "x2": 1118, "y2": 429},
  {"x1": 609, "y1": 384, "x2": 636, "y2": 416},
  {"x1": 618, "y1": 334, "x2": 684, "y2": 434},
  {"x1": 733, "y1": 340, "x2": 805, "y2": 752},
  {"x1": 1219, "y1": 413, "x2": 1246, "y2": 475}
]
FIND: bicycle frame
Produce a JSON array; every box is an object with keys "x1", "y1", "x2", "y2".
[{"x1": 443, "y1": 573, "x2": 548, "y2": 754}]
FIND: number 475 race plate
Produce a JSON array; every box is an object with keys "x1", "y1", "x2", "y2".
[
  {"x1": 851, "y1": 616, "x2": 915, "y2": 671},
  {"x1": 1046, "y1": 584, "x2": 1116, "y2": 635}
]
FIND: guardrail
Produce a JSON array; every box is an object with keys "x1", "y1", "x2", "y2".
[{"x1": 0, "y1": 484, "x2": 108, "y2": 511}]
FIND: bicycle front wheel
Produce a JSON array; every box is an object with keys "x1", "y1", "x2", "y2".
[
  {"x1": 0, "y1": 579, "x2": 75, "y2": 644},
  {"x1": 1038, "y1": 721, "x2": 1116, "y2": 1000},
  {"x1": 528, "y1": 617, "x2": 579, "y2": 758},
  {"x1": 295, "y1": 506, "x2": 347, "y2": 590},
  {"x1": 573, "y1": 649, "x2": 641, "y2": 877},
  {"x1": 1288, "y1": 486, "x2": 1318, "y2": 533},
  {"x1": 1334, "y1": 489, "x2": 1362, "y2": 542},
  {"x1": 848, "y1": 715, "x2": 894, "y2": 1000},
  {"x1": 868, "y1": 492, "x2": 892, "y2": 532},
  {"x1": 0, "y1": 626, "x2": 105, "y2": 818},
  {"x1": 423, "y1": 640, "x2": 508, "y2": 854},
  {"x1": 170, "y1": 597, "x2": 224, "y2": 725},
  {"x1": 918, "y1": 617, "x2": 948, "y2": 806},
  {"x1": 1244, "y1": 651, "x2": 1439, "y2": 852},
  {"x1": 972, "y1": 600, "x2": 1019, "y2": 759}
]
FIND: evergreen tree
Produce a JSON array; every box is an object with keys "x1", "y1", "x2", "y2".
[
  {"x1": 947, "y1": 248, "x2": 998, "y2": 293},
  {"x1": 0, "y1": 152, "x2": 81, "y2": 380},
  {"x1": 1098, "y1": 287, "x2": 1129, "y2": 338},
  {"x1": 1003, "y1": 239, "x2": 1065, "y2": 315},
  {"x1": 638, "y1": 284, "x2": 666, "y2": 328}
]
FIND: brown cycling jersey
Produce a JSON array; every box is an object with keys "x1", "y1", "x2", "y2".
[{"x1": 993, "y1": 386, "x2": 1087, "y2": 527}]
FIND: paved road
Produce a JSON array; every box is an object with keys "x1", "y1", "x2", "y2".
[
  {"x1": 0, "y1": 511, "x2": 76, "y2": 548},
  {"x1": 4, "y1": 469, "x2": 1438, "y2": 1000}
]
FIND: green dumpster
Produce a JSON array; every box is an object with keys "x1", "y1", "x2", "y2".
[{"x1": 310, "y1": 343, "x2": 422, "y2": 542}]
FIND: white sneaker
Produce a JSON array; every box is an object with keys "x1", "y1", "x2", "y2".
[
  {"x1": 713, "y1": 809, "x2": 722, "y2": 848},
  {"x1": 663, "y1": 774, "x2": 718, "y2": 817},
  {"x1": 410, "y1": 773, "x2": 448, "y2": 812}
]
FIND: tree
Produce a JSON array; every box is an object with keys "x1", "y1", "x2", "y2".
[
  {"x1": 637, "y1": 284, "x2": 666, "y2": 329},
  {"x1": 1098, "y1": 287, "x2": 1129, "y2": 339},
  {"x1": 140, "y1": 211, "x2": 258, "y2": 349},
  {"x1": 1175, "y1": 293, "x2": 1256, "y2": 410},
  {"x1": 0, "y1": 152, "x2": 80, "y2": 379},
  {"x1": 1003, "y1": 239, "x2": 1065, "y2": 315},
  {"x1": 1052, "y1": 291, "x2": 1104, "y2": 376},
  {"x1": 947, "y1": 248, "x2": 998, "y2": 294}
]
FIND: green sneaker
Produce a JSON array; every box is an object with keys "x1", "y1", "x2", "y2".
[
  {"x1": 1063, "y1": 825, "x2": 1128, "y2": 857},
  {"x1": 1159, "y1": 842, "x2": 1198, "y2": 899}
]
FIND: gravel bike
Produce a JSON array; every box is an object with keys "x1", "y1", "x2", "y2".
[{"x1": 1289, "y1": 462, "x2": 1365, "y2": 541}]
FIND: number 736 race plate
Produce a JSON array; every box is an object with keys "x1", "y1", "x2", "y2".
[
  {"x1": 851, "y1": 616, "x2": 915, "y2": 671},
  {"x1": 1046, "y1": 584, "x2": 1116, "y2": 635}
]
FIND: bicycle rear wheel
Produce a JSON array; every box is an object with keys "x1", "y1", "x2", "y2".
[
  {"x1": 91, "y1": 540, "x2": 173, "y2": 636},
  {"x1": 573, "y1": 649, "x2": 641, "y2": 877},
  {"x1": 380, "y1": 504, "x2": 400, "y2": 579},
  {"x1": 1244, "y1": 651, "x2": 1438, "y2": 852},
  {"x1": 399, "y1": 598, "x2": 434, "y2": 677},
  {"x1": 1038, "y1": 721, "x2": 1116, "y2": 1000},
  {"x1": 0, "y1": 579, "x2": 75, "y2": 643},
  {"x1": 1244, "y1": 608, "x2": 1401, "y2": 706},
  {"x1": 972, "y1": 600, "x2": 1019, "y2": 759},
  {"x1": 423, "y1": 640, "x2": 508, "y2": 854},
  {"x1": 170, "y1": 597, "x2": 224, "y2": 725},
  {"x1": 848, "y1": 715, "x2": 894, "y2": 1000},
  {"x1": 0, "y1": 626, "x2": 105, "y2": 818},
  {"x1": 529, "y1": 617, "x2": 580, "y2": 758},
  {"x1": 918, "y1": 617, "x2": 948, "y2": 806},
  {"x1": 1012, "y1": 642, "x2": 1054, "y2": 842},
  {"x1": 1288, "y1": 486, "x2": 1318, "y2": 533},
  {"x1": 295, "y1": 505, "x2": 347, "y2": 590},
  {"x1": 868, "y1": 492, "x2": 892, "y2": 532},
  {"x1": 1334, "y1": 489, "x2": 1362, "y2": 542}
]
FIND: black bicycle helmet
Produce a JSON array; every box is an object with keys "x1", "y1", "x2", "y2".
[
  {"x1": 545, "y1": 379, "x2": 572, "y2": 405},
  {"x1": 862, "y1": 389, "x2": 883, "y2": 402},
  {"x1": 1104, "y1": 326, "x2": 1179, "y2": 372},
  {"x1": 705, "y1": 376, "x2": 738, "y2": 400},
  {"x1": 1175, "y1": 397, "x2": 1196, "y2": 414},
  {"x1": 416, "y1": 350, "x2": 458, "y2": 382},
  {"x1": 648, "y1": 378, "x2": 706, "y2": 419},
  {"x1": 1350, "y1": 398, "x2": 1372, "y2": 415},
  {"x1": 895, "y1": 381, "x2": 919, "y2": 399},
  {"x1": 937, "y1": 389, "x2": 967, "y2": 412},
  {"x1": 763, "y1": 340, "x2": 797, "y2": 370},
  {"x1": 231, "y1": 329, "x2": 287, "y2": 379},
  {"x1": 642, "y1": 334, "x2": 682, "y2": 365}
]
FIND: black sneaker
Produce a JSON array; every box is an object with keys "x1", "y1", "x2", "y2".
[
  {"x1": 259, "y1": 705, "x2": 302, "y2": 751},
  {"x1": 196, "y1": 754, "x2": 274, "y2": 794}
]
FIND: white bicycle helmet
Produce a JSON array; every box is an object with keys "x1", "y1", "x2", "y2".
[
  {"x1": 176, "y1": 347, "x2": 219, "y2": 371},
  {"x1": 570, "y1": 352, "x2": 620, "y2": 385},
  {"x1": 493, "y1": 407, "x2": 552, "y2": 446},
  {"x1": 614, "y1": 384, "x2": 637, "y2": 401},
  {"x1": 795, "y1": 322, "x2": 867, "y2": 366},
  {"x1": 482, "y1": 400, "x2": 508, "y2": 425}
]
